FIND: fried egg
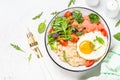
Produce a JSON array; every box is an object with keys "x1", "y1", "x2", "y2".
[{"x1": 77, "y1": 31, "x2": 108, "y2": 60}]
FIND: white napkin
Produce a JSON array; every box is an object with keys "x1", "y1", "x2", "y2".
[{"x1": 87, "y1": 45, "x2": 120, "y2": 80}]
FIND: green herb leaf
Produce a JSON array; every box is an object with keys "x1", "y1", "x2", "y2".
[
  {"x1": 61, "y1": 35, "x2": 72, "y2": 40},
  {"x1": 32, "y1": 12, "x2": 43, "y2": 20},
  {"x1": 96, "y1": 36, "x2": 104, "y2": 44},
  {"x1": 51, "y1": 11, "x2": 59, "y2": 16},
  {"x1": 68, "y1": 0, "x2": 76, "y2": 7},
  {"x1": 76, "y1": 32, "x2": 83, "y2": 36},
  {"x1": 50, "y1": 42, "x2": 58, "y2": 50},
  {"x1": 63, "y1": 51, "x2": 68, "y2": 62},
  {"x1": 47, "y1": 34, "x2": 56, "y2": 44},
  {"x1": 52, "y1": 17, "x2": 68, "y2": 34},
  {"x1": 72, "y1": 10, "x2": 83, "y2": 23},
  {"x1": 28, "y1": 54, "x2": 32, "y2": 63},
  {"x1": 114, "y1": 32, "x2": 120, "y2": 41},
  {"x1": 63, "y1": 51, "x2": 71, "y2": 65},
  {"x1": 115, "y1": 20, "x2": 120, "y2": 27},
  {"x1": 62, "y1": 18, "x2": 68, "y2": 33},
  {"x1": 38, "y1": 21, "x2": 46, "y2": 34},
  {"x1": 89, "y1": 13, "x2": 100, "y2": 23},
  {"x1": 10, "y1": 43, "x2": 25, "y2": 52}
]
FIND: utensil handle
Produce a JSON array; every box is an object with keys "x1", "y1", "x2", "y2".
[{"x1": 34, "y1": 47, "x2": 43, "y2": 58}]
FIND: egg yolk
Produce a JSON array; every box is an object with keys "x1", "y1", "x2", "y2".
[{"x1": 79, "y1": 40, "x2": 94, "y2": 54}]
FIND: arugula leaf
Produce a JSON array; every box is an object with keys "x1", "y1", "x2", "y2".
[
  {"x1": 32, "y1": 12, "x2": 43, "y2": 20},
  {"x1": 63, "y1": 51, "x2": 68, "y2": 62},
  {"x1": 51, "y1": 11, "x2": 59, "y2": 16},
  {"x1": 38, "y1": 21, "x2": 46, "y2": 34},
  {"x1": 115, "y1": 20, "x2": 120, "y2": 27},
  {"x1": 76, "y1": 32, "x2": 83, "y2": 36},
  {"x1": 48, "y1": 34, "x2": 56, "y2": 44},
  {"x1": 96, "y1": 36, "x2": 104, "y2": 44},
  {"x1": 114, "y1": 32, "x2": 120, "y2": 41},
  {"x1": 89, "y1": 13, "x2": 100, "y2": 23},
  {"x1": 50, "y1": 42, "x2": 58, "y2": 50},
  {"x1": 10, "y1": 43, "x2": 25, "y2": 52},
  {"x1": 52, "y1": 17, "x2": 68, "y2": 34},
  {"x1": 68, "y1": 0, "x2": 76, "y2": 7},
  {"x1": 63, "y1": 51, "x2": 71, "y2": 65},
  {"x1": 61, "y1": 35, "x2": 72, "y2": 40},
  {"x1": 62, "y1": 18, "x2": 67, "y2": 33},
  {"x1": 72, "y1": 10, "x2": 83, "y2": 23},
  {"x1": 28, "y1": 54, "x2": 32, "y2": 63}
]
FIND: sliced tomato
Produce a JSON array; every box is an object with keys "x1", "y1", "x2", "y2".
[
  {"x1": 101, "y1": 29, "x2": 107, "y2": 37},
  {"x1": 85, "y1": 60, "x2": 94, "y2": 67},
  {"x1": 59, "y1": 39, "x2": 68, "y2": 46},
  {"x1": 71, "y1": 33, "x2": 79, "y2": 43},
  {"x1": 49, "y1": 27, "x2": 54, "y2": 33},
  {"x1": 64, "y1": 11, "x2": 72, "y2": 17}
]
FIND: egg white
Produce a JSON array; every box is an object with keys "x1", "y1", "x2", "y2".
[{"x1": 77, "y1": 31, "x2": 108, "y2": 60}]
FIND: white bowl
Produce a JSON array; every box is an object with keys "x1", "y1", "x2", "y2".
[{"x1": 45, "y1": 7, "x2": 111, "y2": 72}]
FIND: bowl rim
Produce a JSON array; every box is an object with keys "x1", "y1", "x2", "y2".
[{"x1": 44, "y1": 7, "x2": 111, "y2": 72}]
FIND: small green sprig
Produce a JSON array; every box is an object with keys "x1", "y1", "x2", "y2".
[
  {"x1": 68, "y1": 0, "x2": 76, "y2": 7},
  {"x1": 94, "y1": 36, "x2": 104, "y2": 44},
  {"x1": 10, "y1": 43, "x2": 25, "y2": 52},
  {"x1": 32, "y1": 12, "x2": 43, "y2": 20},
  {"x1": 51, "y1": 11, "x2": 59, "y2": 16},
  {"x1": 114, "y1": 32, "x2": 120, "y2": 41},
  {"x1": 115, "y1": 20, "x2": 120, "y2": 27},
  {"x1": 28, "y1": 54, "x2": 32, "y2": 63}
]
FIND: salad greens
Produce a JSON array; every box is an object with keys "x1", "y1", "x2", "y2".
[
  {"x1": 52, "y1": 17, "x2": 68, "y2": 33},
  {"x1": 10, "y1": 43, "x2": 25, "y2": 52},
  {"x1": 38, "y1": 21, "x2": 46, "y2": 34},
  {"x1": 32, "y1": 12, "x2": 43, "y2": 20},
  {"x1": 114, "y1": 32, "x2": 120, "y2": 41},
  {"x1": 89, "y1": 13, "x2": 100, "y2": 23},
  {"x1": 95, "y1": 36, "x2": 104, "y2": 44},
  {"x1": 72, "y1": 10, "x2": 83, "y2": 23},
  {"x1": 50, "y1": 42, "x2": 58, "y2": 50},
  {"x1": 115, "y1": 20, "x2": 120, "y2": 27},
  {"x1": 68, "y1": 0, "x2": 76, "y2": 7},
  {"x1": 52, "y1": 17, "x2": 76, "y2": 40},
  {"x1": 28, "y1": 54, "x2": 32, "y2": 63},
  {"x1": 48, "y1": 34, "x2": 56, "y2": 44}
]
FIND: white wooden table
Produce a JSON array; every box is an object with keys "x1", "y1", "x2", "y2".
[{"x1": 0, "y1": 0, "x2": 120, "y2": 80}]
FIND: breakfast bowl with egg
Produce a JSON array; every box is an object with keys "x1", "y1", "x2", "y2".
[{"x1": 45, "y1": 7, "x2": 111, "y2": 72}]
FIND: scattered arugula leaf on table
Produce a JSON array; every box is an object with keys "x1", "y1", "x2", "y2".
[
  {"x1": 28, "y1": 54, "x2": 32, "y2": 63},
  {"x1": 10, "y1": 43, "x2": 25, "y2": 52},
  {"x1": 68, "y1": 0, "x2": 76, "y2": 7},
  {"x1": 38, "y1": 21, "x2": 46, "y2": 34},
  {"x1": 32, "y1": 12, "x2": 43, "y2": 20},
  {"x1": 51, "y1": 11, "x2": 59, "y2": 16},
  {"x1": 89, "y1": 13, "x2": 100, "y2": 23},
  {"x1": 114, "y1": 32, "x2": 120, "y2": 41},
  {"x1": 115, "y1": 20, "x2": 120, "y2": 27}
]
